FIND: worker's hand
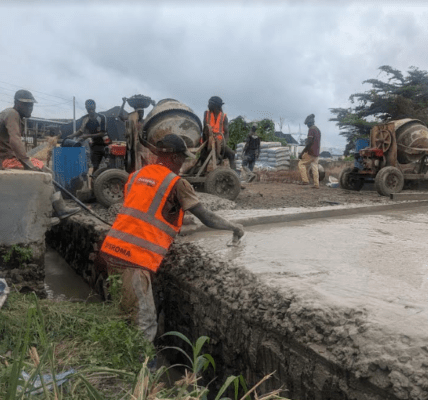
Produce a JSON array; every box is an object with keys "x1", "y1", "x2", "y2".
[
  {"x1": 231, "y1": 223, "x2": 244, "y2": 244},
  {"x1": 122, "y1": 97, "x2": 127, "y2": 103},
  {"x1": 80, "y1": 134, "x2": 90, "y2": 140}
]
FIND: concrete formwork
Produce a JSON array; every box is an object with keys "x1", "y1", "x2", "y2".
[{"x1": 0, "y1": 170, "x2": 54, "y2": 296}]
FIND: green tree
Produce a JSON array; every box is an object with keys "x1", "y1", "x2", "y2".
[
  {"x1": 228, "y1": 116, "x2": 249, "y2": 150},
  {"x1": 330, "y1": 65, "x2": 428, "y2": 154},
  {"x1": 228, "y1": 117, "x2": 286, "y2": 150}
]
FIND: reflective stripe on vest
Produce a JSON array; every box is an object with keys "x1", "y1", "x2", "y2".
[
  {"x1": 100, "y1": 164, "x2": 184, "y2": 272},
  {"x1": 205, "y1": 111, "x2": 226, "y2": 140}
]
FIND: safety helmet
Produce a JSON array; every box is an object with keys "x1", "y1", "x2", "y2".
[{"x1": 208, "y1": 96, "x2": 224, "y2": 106}]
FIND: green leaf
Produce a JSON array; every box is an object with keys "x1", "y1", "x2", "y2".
[{"x1": 214, "y1": 375, "x2": 239, "y2": 400}]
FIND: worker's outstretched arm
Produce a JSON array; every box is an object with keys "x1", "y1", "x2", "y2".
[{"x1": 188, "y1": 203, "x2": 244, "y2": 239}]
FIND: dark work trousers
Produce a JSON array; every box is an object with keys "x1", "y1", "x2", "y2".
[
  {"x1": 223, "y1": 145, "x2": 236, "y2": 170},
  {"x1": 199, "y1": 144, "x2": 236, "y2": 170},
  {"x1": 242, "y1": 152, "x2": 257, "y2": 171},
  {"x1": 90, "y1": 145, "x2": 106, "y2": 173}
]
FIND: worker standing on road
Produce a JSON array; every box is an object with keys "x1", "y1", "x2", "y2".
[
  {"x1": 0, "y1": 89, "x2": 80, "y2": 219},
  {"x1": 100, "y1": 133, "x2": 244, "y2": 342},
  {"x1": 298, "y1": 114, "x2": 321, "y2": 189},
  {"x1": 241, "y1": 125, "x2": 260, "y2": 182},
  {"x1": 203, "y1": 96, "x2": 237, "y2": 171},
  {"x1": 68, "y1": 99, "x2": 110, "y2": 174}
]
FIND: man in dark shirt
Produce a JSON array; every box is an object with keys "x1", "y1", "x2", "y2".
[
  {"x1": 241, "y1": 125, "x2": 260, "y2": 182},
  {"x1": 68, "y1": 99, "x2": 109, "y2": 173},
  {"x1": 298, "y1": 114, "x2": 321, "y2": 188}
]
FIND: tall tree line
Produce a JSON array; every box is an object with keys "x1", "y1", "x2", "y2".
[{"x1": 330, "y1": 66, "x2": 428, "y2": 155}]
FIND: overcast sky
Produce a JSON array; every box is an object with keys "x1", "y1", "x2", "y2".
[{"x1": 1, "y1": 1, "x2": 428, "y2": 149}]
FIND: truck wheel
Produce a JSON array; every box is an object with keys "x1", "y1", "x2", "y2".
[
  {"x1": 309, "y1": 164, "x2": 326, "y2": 182},
  {"x1": 339, "y1": 167, "x2": 364, "y2": 191},
  {"x1": 205, "y1": 167, "x2": 241, "y2": 200},
  {"x1": 94, "y1": 169, "x2": 129, "y2": 208},
  {"x1": 375, "y1": 166, "x2": 404, "y2": 196}
]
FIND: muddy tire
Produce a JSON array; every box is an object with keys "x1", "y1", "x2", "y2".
[
  {"x1": 339, "y1": 167, "x2": 364, "y2": 191},
  {"x1": 205, "y1": 167, "x2": 241, "y2": 200},
  {"x1": 309, "y1": 164, "x2": 326, "y2": 182},
  {"x1": 93, "y1": 169, "x2": 129, "y2": 208},
  {"x1": 375, "y1": 166, "x2": 404, "y2": 196}
]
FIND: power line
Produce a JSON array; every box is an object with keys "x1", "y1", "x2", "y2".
[
  {"x1": 0, "y1": 80, "x2": 71, "y2": 101},
  {"x1": 0, "y1": 86, "x2": 70, "y2": 104}
]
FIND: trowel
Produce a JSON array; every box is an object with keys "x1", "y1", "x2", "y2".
[{"x1": 226, "y1": 232, "x2": 246, "y2": 247}]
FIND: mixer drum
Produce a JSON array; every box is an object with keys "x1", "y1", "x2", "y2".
[
  {"x1": 142, "y1": 99, "x2": 202, "y2": 149},
  {"x1": 393, "y1": 119, "x2": 428, "y2": 164}
]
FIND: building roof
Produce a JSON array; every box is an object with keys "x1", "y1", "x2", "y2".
[{"x1": 274, "y1": 131, "x2": 299, "y2": 144}]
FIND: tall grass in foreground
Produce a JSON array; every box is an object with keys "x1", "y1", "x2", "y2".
[{"x1": 0, "y1": 293, "x2": 291, "y2": 399}]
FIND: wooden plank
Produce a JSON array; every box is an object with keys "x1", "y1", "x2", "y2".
[{"x1": 390, "y1": 192, "x2": 428, "y2": 201}]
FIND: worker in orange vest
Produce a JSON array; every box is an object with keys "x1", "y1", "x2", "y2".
[
  {"x1": 100, "y1": 133, "x2": 244, "y2": 342},
  {"x1": 202, "y1": 96, "x2": 237, "y2": 171}
]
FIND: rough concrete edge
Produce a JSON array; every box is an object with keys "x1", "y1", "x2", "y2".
[
  {"x1": 158, "y1": 242, "x2": 417, "y2": 400},
  {"x1": 180, "y1": 200, "x2": 428, "y2": 236}
]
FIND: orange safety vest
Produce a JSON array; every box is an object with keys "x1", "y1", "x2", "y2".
[
  {"x1": 204, "y1": 111, "x2": 226, "y2": 141},
  {"x1": 100, "y1": 164, "x2": 184, "y2": 272}
]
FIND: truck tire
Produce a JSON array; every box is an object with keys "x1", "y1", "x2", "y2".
[
  {"x1": 309, "y1": 164, "x2": 326, "y2": 182},
  {"x1": 205, "y1": 167, "x2": 241, "y2": 200},
  {"x1": 339, "y1": 167, "x2": 364, "y2": 191},
  {"x1": 375, "y1": 166, "x2": 404, "y2": 196},
  {"x1": 94, "y1": 169, "x2": 129, "y2": 208}
]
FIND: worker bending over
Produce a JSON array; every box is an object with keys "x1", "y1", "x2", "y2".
[
  {"x1": 100, "y1": 134, "x2": 244, "y2": 342},
  {"x1": 203, "y1": 96, "x2": 237, "y2": 171},
  {"x1": 0, "y1": 90, "x2": 80, "y2": 219}
]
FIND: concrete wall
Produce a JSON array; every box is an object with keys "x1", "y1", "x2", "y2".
[
  {"x1": 47, "y1": 214, "x2": 411, "y2": 400},
  {"x1": 0, "y1": 170, "x2": 54, "y2": 296}
]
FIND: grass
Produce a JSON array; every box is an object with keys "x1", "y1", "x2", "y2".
[{"x1": 0, "y1": 293, "x2": 291, "y2": 400}]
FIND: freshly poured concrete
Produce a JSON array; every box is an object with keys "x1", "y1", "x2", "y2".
[
  {"x1": 181, "y1": 207, "x2": 428, "y2": 399},
  {"x1": 190, "y1": 208, "x2": 428, "y2": 325}
]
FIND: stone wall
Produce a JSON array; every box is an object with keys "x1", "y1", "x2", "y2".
[
  {"x1": 47, "y1": 214, "x2": 404, "y2": 400},
  {"x1": 155, "y1": 242, "x2": 402, "y2": 400},
  {"x1": 45, "y1": 214, "x2": 110, "y2": 298}
]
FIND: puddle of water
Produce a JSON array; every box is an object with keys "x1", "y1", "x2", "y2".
[
  {"x1": 44, "y1": 246, "x2": 101, "y2": 302},
  {"x1": 187, "y1": 207, "x2": 428, "y2": 310}
]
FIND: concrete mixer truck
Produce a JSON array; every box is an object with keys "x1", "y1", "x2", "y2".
[
  {"x1": 137, "y1": 98, "x2": 241, "y2": 200},
  {"x1": 86, "y1": 97, "x2": 241, "y2": 208},
  {"x1": 339, "y1": 119, "x2": 428, "y2": 196}
]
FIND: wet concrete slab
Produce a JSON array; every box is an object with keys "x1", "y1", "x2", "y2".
[
  {"x1": 181, "y1": 206, "x2": 428, "y2": 399},
  {"x1": 189, "y1": 207, "x2": 428, "y2": 329}
]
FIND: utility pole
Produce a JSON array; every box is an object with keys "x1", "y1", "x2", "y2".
[{"x1": 73, "y1": 96, "x2": 76, "y2": 133}]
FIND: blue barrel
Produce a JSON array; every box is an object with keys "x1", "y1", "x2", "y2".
[
  {"x1": 52, "y1": 147, "x2": 88, "y2": 195},
  {"x1": 354, "y1": 139, "x2": 369, "y2": 170}
]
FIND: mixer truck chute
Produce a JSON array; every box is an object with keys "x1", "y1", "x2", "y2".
[{"x1": 339, "y1": 119, "x2": 428, "y2": 196}]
